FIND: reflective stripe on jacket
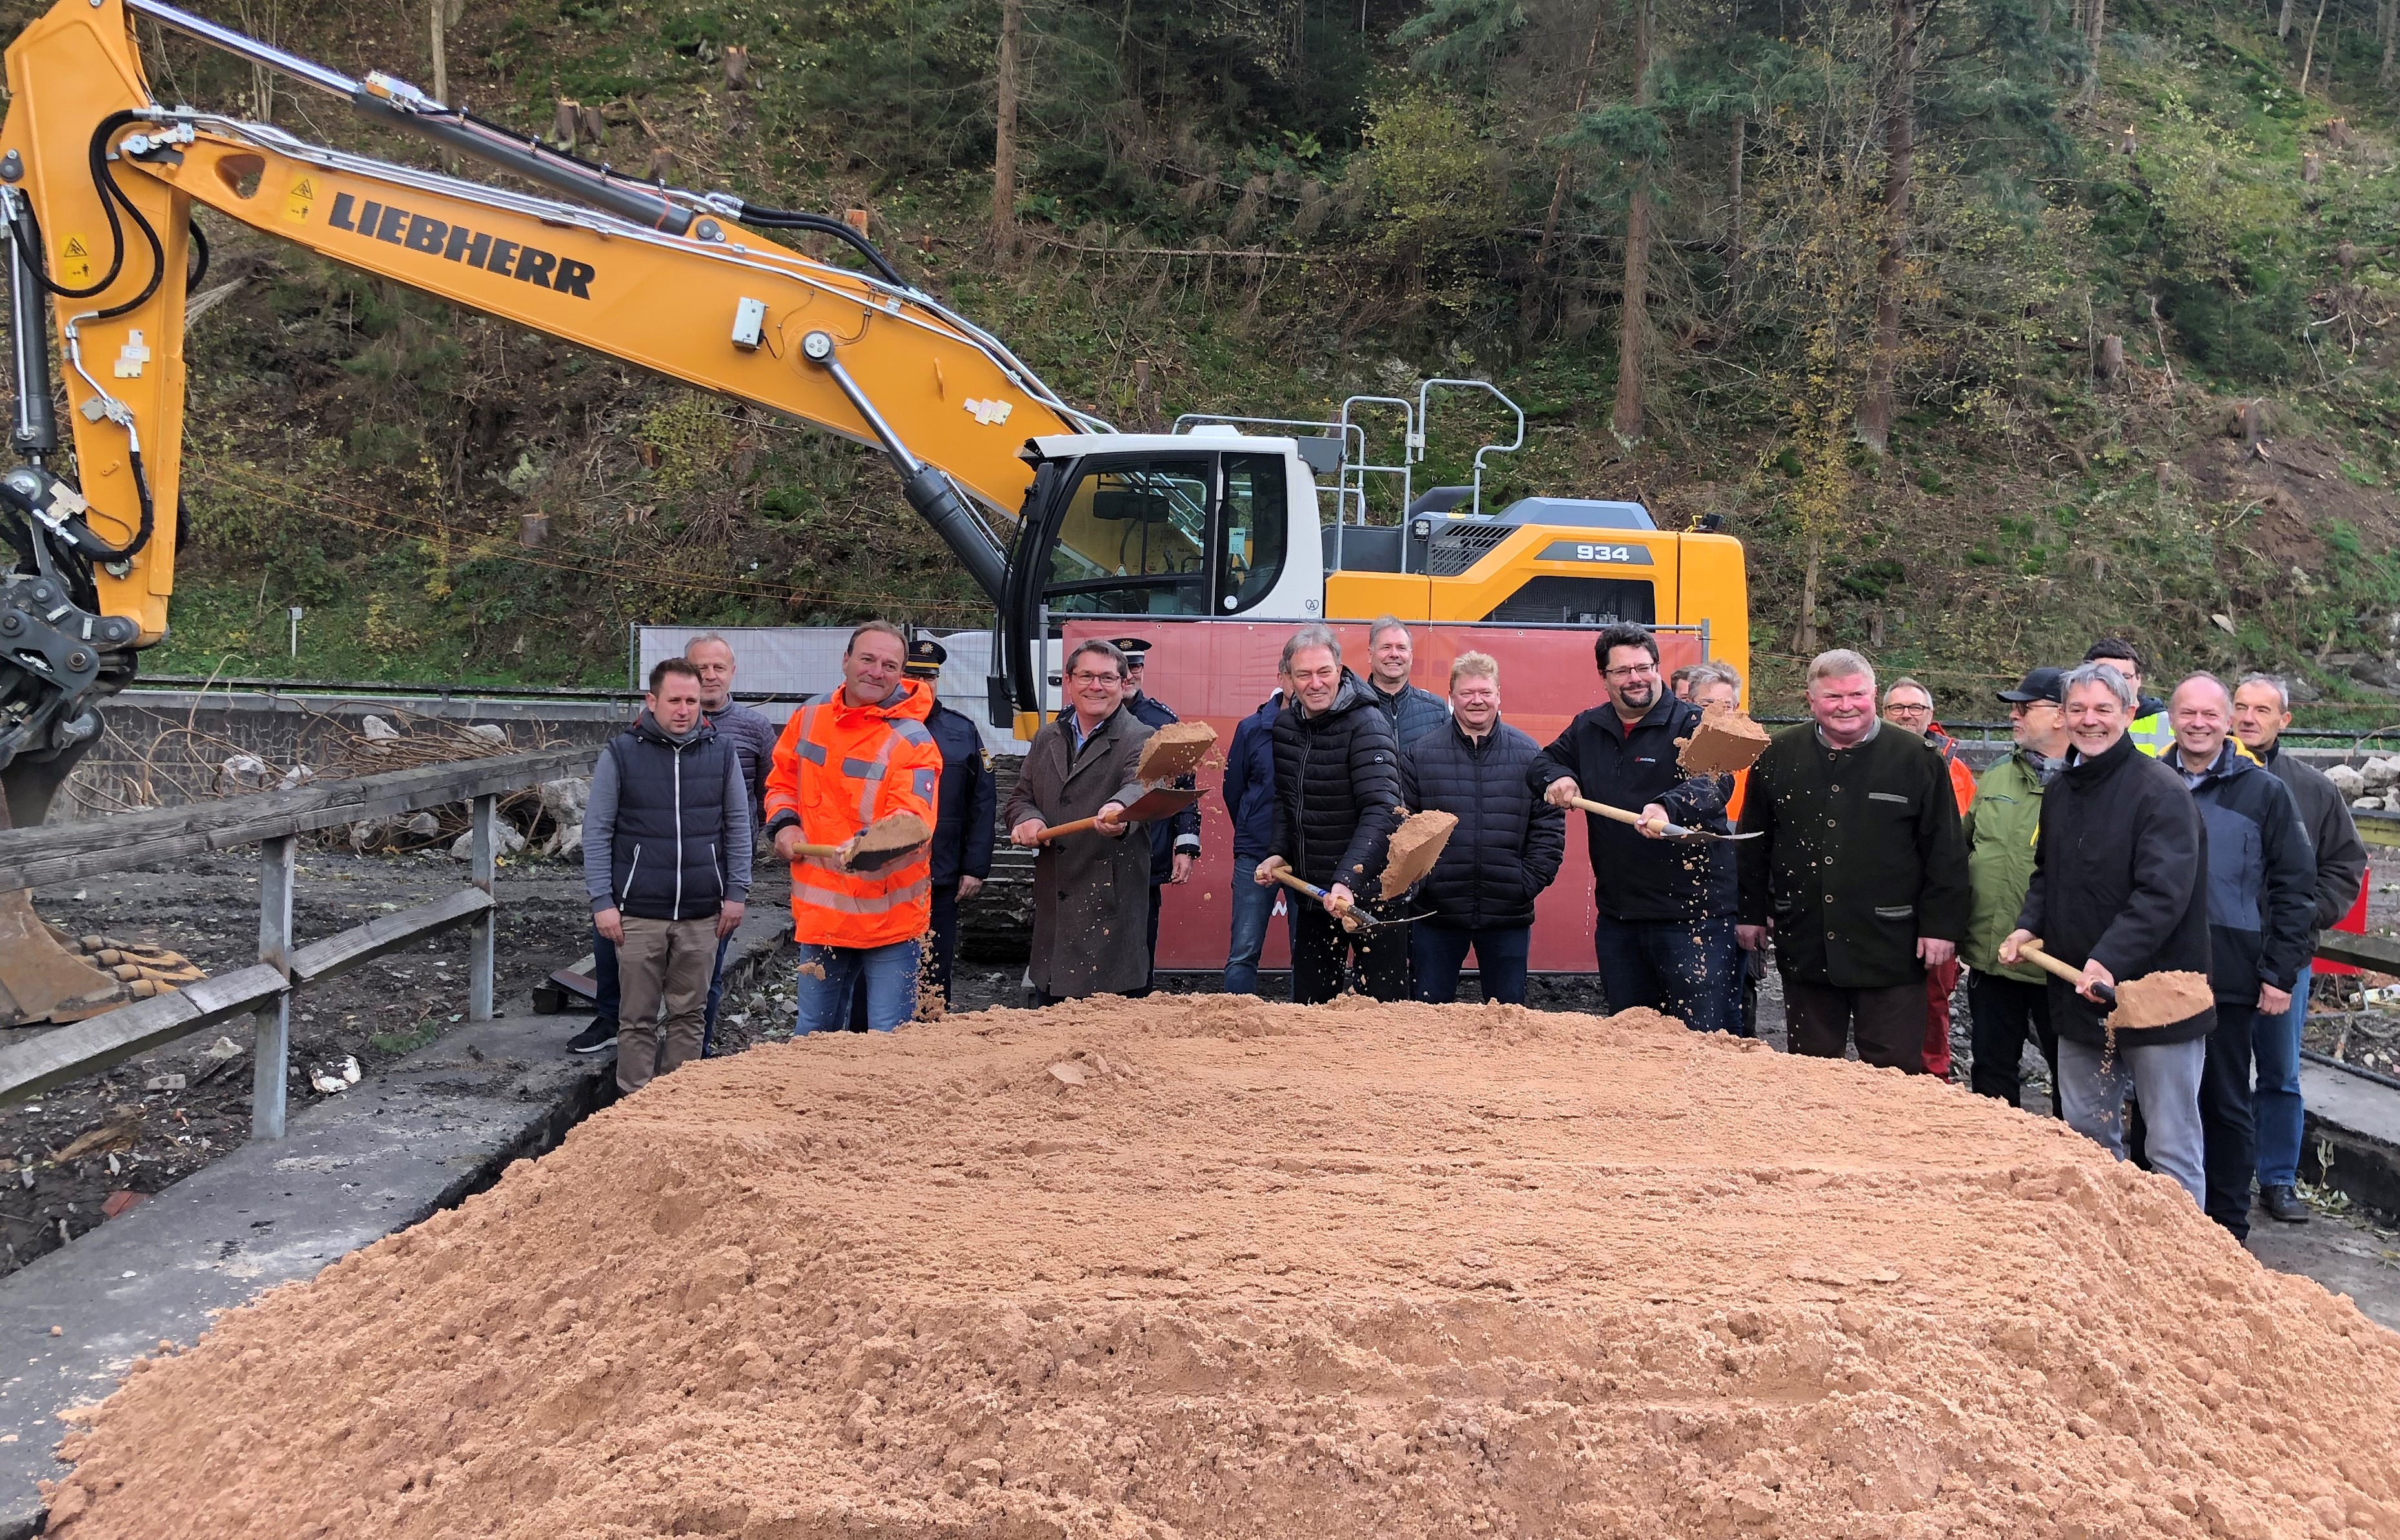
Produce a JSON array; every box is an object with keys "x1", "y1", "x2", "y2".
[{"x1": 762, "y1": 677, "x2": 943, "y2": 947}]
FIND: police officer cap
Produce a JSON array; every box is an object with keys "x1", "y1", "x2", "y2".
[
  {"x1": 1109, "y1": 637, "x2": 1152, "y2": 665},
  {"x1": 904, "y1": 636, "x2": 947, "y2": 677}
]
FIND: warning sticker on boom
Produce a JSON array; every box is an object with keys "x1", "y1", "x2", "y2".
[
  {"x1": 59, "y1": 234, "x2": 92, "y2": 288},
  {"x1": 282, "y1": 176, "x2": 318, "y2": 224}
]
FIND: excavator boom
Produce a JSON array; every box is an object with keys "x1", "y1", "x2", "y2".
[{"x1": 0, "y1": 0, "x2": 1092, "y2": 1021}]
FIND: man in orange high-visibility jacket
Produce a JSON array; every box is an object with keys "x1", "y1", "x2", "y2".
[{"x1": 762, "y1": 621, "x2": 944, "y2": 1033}]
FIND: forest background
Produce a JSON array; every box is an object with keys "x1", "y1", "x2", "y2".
[{"x1": 14, "y1": 0, "x2": 2400, "y2": 716}]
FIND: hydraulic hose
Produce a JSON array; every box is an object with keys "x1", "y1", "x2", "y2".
[
  {"x1": 16, "y1": 112, "x2": 165, "y2": 321},
  {"x1": 732, "y1": 206, "x2": 909, "y2": 287}
]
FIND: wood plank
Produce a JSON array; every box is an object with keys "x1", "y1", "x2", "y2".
[
  {"x1": 0, "y1": 964, "x2": 288, "y2": 1106},
  {"x1": 2314, "y1": 928, "x2": 2400, "y2": 975},
  {"x1": 0, "y1": 746, "x2": 594, "y2": 889},
  {"x1": 290, "y1": 889, "x2": 493, "y2": 986}
]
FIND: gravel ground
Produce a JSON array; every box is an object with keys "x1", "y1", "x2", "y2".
[{"x1": 0, "y1": 849, "x2": 593, "y2": 1277}]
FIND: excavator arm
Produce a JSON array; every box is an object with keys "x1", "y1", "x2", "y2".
[
  {"x1": 0, "y1": 0, "x2": 1095, "y2": 1022},
  {"x1": 0, "y1": 0, "x2": 1090, "y2": 790}
]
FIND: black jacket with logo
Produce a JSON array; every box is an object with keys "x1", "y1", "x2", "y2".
[
  {"x1": 1268, "y1": 671, "x2": 1403, "y2": 893},
  {"x1": 1530, "y1": 693, "x2": 1733, "y2": 922},
  {"x1": 2015, "y1": 733, "x2": 2215, "y2": 1046},
  {"x1": 1736, "y1": 720, "x2": 1970, "y2": 988},
  {"x1": 1402, "y1": 716, "x2": 1566, "y2": 929}
]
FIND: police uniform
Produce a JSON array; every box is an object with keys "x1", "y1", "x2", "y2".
[
  {"x1": 845, "y1": 637, "x2": 994, "y2": 1026},
  {"x1": 1114, "y1": 637, "x2": 1202, "y2": 986}
]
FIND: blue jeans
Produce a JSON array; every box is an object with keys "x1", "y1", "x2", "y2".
[
  {"x1": 2254, "y1": 964, "x2": 2308, "y2": 1189},
  {"x1": 794, "y1": 938, "x2": 921, "y2": 1034},
  {"x1": 1410, "y1": 921, "x2": 1531, "y2": 1004},
  {"x1": 1593, "y1": 914, "x2": 1739, "y2": 1034},
  {"x1": 1223, "y1": 874, "x2": 1294, "y2": 997}
]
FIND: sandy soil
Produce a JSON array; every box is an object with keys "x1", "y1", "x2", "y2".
[{"x1": 38, "y1": 995, "x2": 2400, "y2": 1539}]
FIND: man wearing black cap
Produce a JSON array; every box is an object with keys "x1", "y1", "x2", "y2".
[
  {"x1": 847, "y1": 636, "x2": 993, "y2": 1026},
  {"x1": 1112, "y1": 637, "x2": 1201, "y2": 986},
  {"x1": 1962, "y1": 667, "x2": 2071, "y2": 1112}
]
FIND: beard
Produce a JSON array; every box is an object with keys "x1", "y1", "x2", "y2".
[{"x1": 1614, "y1": 680, "x2": 1656, "y2": 712}]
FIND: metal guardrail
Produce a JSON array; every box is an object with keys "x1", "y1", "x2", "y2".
[{"x1": 0, "y1": 745, "x2": 593, "y2": 1134}]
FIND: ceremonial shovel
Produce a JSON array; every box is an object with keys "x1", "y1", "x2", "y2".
[
  {"x1": 1033, "y1": 721, "x2": 1219, "y2": 843},
  {"x1": 1568, "y1": 795, "x2": 1760, "y2": 843},
  {"x1": 1268, "y1": 809, "x2": 1458, "y2": 932},
  {"x1": 786, "y1": 811, "x2": 933, "y2": 873}
]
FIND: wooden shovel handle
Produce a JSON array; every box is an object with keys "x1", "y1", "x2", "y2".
[
  {"x1": 786, "y1": 841, "x2": 844, "y2": 858},
  {"x1": 2017, "y1": 941, "x2": 2119, "y2": 1006},
  {"x1": 1272, "y1": 869, "x2": 1363, "y2": 931},
  {"x1": 1034, "y1": 810, "x2": 1131, "y2": 843},
  {"x1": 1569, "y1": 795, "x2": 1663, "y2": 831}
]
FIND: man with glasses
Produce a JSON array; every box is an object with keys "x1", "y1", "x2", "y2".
[
  {"x1": 1006, "y1": 640, "x2": 1155, "y2": 1003},
  {"x1": 1881, "y1": 678, "x2": 1979, "y2": 1079},
  {"x1": 1962, "y1": 668, "x2": 2071, "y2": 1112},
  {"x1": 1532, "y1": 624, "x2": 1739, "y2": 1033}
]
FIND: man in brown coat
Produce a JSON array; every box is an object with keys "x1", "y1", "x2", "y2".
[{"x1": 1004, "y1": 638, "x2": 1156, "y2": 1002}]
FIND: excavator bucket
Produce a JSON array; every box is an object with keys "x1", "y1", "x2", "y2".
[{"x1": 0, "y1": 889, "x2": 124, "y2": 1027}]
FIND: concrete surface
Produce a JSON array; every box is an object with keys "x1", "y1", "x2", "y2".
[
  {"x1": 2301, "y1": 1057, "x2": 2400, "y2": 1220},
  {"x1": 2249, "y1": 1210, "x2": 2400, "y2": 1333}
]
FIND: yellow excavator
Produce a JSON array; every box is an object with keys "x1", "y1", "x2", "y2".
[{"x1": 0, "y1": 0, "x2": 1751, "y2": 1022}]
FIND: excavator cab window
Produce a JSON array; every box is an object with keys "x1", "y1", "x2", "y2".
[
  {"x1": 1217, "y1": 454, "x2": 1288, "y2": 614},
  {"x1": 1042, "y1": 456, "x2": 1216, "y2": 616}
]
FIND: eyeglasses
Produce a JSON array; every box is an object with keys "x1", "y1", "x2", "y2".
[
  {"x1": 1602, "y1": 664, "x2": 1658, "y2": 682},
  {"x1": 1884, "y1": 701, "x2": 1934, "y2": 716},
  {"x1": 1067, "y1": 671, "x2": 1120, "y2": 685}
]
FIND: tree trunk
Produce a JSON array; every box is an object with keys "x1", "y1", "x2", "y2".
[
  {"x1": 2076, "y1": 0, "x2": 2104, "y2": 106},
  {"x1": 1611, "y1": 0, "x2": 1653, "y2": 441},
  {"x1": 2300, "y1": 0, "x2": 2329, "y2": 94},
  {"x1": 993, "y1": 0, "x2": 1022, "y2": 252},
  {"x1": 1796, "y1": 532, "x2": 1822, "y2": 654},
  {"x1": 2279, "y1": 0, "x2": 2294, "y2": 38},
  {"x1": 1726, "y1": 112, "x2": 1746, "y2": 323},
  {"x1": 1537, "y1": 5, "x2": 1610, "y2": 273},
  {"x1": 429, "y1": 0, "x2": 448, "y2": 105},
  {"x1": 1857, "y1": 0, "x2": 1916, "y2": 456},
  {"x1": 2383, "y1": 0, "x2": 2397, "y2": 88}
]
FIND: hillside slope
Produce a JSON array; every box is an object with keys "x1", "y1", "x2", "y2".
[{"x1": 10, "y1": 0, "x2": 2400, "y2": 718}]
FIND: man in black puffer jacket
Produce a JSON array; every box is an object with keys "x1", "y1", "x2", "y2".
[
  {"x1": 1402, "y1": 651, "x2": 1565, "y2": 1004},
  {"x1": 1256, "y1": 624, "x2": 1405, "y2": 1003},
  {"x1": 2002, "y1": 662, "x2": 2213, "y2": 1212}
]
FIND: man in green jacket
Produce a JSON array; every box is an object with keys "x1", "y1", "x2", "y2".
[
  {"x1": 1964, "y1": 667, "x2": 2071, "y2": 1113},
  {"x1": 1737, "y1": 649, "x2": 1973, "y2": 1070}
]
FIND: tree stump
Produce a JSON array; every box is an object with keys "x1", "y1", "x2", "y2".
[
  {"x1": 644, "y1": 145, "x2": 673, "y2": 183},
  {"x1": 722, "y1": 44, "x2": 750, "y2": 90},
  {"x1": 549, "y1": 99, "x2": 579, "y2": 148},
  {"x1": 518, "y1": 512, "x2": 548, "y2": 548},
  {"x1": 2237, "y1": 400, "x2": 2269, "y2": 451},
  {"x1": 2097, "y1": 334, "x2": 2125, "y2": 389},
  {"x1": 2119, "y1": 125, "x2": 2137, "y2": 156},
  {"x1": 2329, "y1": 116, "x2": 2351, "y2": 148},
  {"x1": 842, "y1": 208, "x2": 871, "y2": 237},
  {"x1": 576, "y1": 103, "x2": 605, "y2": 147},
  {"x1": 2303, "y1": 151, "x2": 2323, "y2": 184}
]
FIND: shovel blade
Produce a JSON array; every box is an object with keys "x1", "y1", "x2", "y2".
[
  {"x1": 1133, "y1": 722, "x2": 1217, "y2": 784},
  {"x1": 1119, "y1": 785, "x2": 1203, "y2": 822}
]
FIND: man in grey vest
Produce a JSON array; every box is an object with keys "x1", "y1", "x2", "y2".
[{"x1": 585, "y1": 657, "x2": 751, "y2": 1095}]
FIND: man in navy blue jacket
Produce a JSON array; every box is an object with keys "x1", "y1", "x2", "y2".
[
  {"x1": 2164, "y1": 673, "x2": 2315, "y2": 1240},
  {"x1": 1223, "y1": 687, "x2": 1286, "y2": 996},
  {"x1": 1115, "y1": 638, "x2": 1201, "y2": 988},
  {"x1": 1403, "y1": 652, "x2": 1564, "y2": 1003}
]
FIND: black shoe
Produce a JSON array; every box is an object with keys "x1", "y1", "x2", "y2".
[
  {"x1": 2261, "y1": 1184, "x2": 2311, "y2": 1224},
  {"x1": 567, "y1": 1018, "x2": 618, "y2": 1055}
]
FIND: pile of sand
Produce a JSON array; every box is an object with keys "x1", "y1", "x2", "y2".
[{"x1": 43, "y1": 998, "x2": 2400, "y2": 1538}]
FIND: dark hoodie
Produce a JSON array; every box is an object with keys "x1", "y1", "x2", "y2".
[
  {"x1": 1268, "y1": 669, "x2": 1403, "y2": 893},
  {"x1": 2179, "y1": 739, "x2": 2317, "y2": 1004}
]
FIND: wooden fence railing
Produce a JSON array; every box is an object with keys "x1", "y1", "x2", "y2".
[{"x1": 0, "y1": 746, "x2": 591, "y2": 1135}]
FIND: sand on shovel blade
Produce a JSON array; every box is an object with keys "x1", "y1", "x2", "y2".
[
  {"x1": 1380, "y1": 809, "x2": 1458, "y2": 898},
  {"x1": 1676, "y1": 704, "x2": 1773, "y2": 775},
  {"x1": 1134, "y1": 721, "x2": 1217, "y2": 783},
  {"x1": 841, "y1": 810, "x2": 932, "y2": 870}
]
